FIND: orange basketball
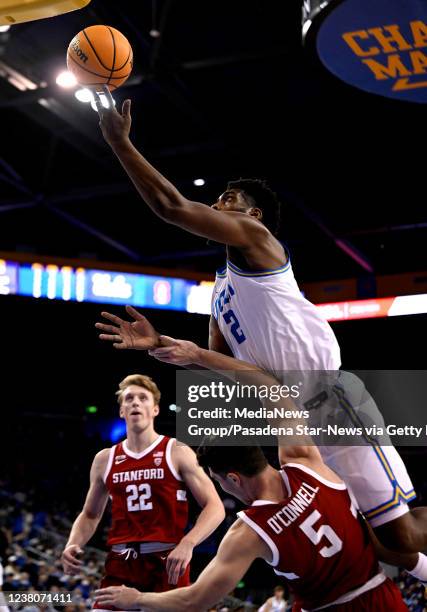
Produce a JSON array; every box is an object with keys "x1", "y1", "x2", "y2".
[{"x1": 66, "y1": 25, "x2": 133, "y2": 91}]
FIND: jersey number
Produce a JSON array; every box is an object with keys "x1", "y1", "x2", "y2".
[
  {"x1": 126, "y1": 484, "x2": 153, "y2": 512},
  {"x1": 299, "y1": 510, "x2": 342, "y2": 558},
  {"x1": 223, "y1": 310, "x2": 246, "y2": 344}
]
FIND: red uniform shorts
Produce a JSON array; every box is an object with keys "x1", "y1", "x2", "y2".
[{"x1": 93, "y1": 548, "x2": 191, "y2": 610}]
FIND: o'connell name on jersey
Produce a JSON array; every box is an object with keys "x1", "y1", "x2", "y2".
[
  {"x1": 238, "y1": 463, "x2": 380, "y2": 611},
  {"x1": 104, "y1": 435, "x2": 189, "y2": 545}
]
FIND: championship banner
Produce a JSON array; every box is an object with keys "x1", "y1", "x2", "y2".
[{"x1": 303, "y1": 0, "x2": 427, "y2": 103}]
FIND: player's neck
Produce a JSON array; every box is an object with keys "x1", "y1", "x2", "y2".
[
  {"x1": 248, "y1": 466, "x2": 287, "y2": 504},
  {"x1": 125, "y1": 427, "x2": 159, "y2": 453}
]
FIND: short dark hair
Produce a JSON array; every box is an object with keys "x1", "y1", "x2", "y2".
[
  {"x1": 227, "y1": 178, "x2": 282, "y2": 236},
  {"x1": 197, "y1": 443, "x2": 268, "y2": 477}
]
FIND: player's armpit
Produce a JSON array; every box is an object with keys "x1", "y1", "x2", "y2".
[
  {"x1": 162, "y1": 201, "x2": 268, "y2": 247},
  {"x1": 208, "y1": 316, "x2": 233, "y2": 355}
]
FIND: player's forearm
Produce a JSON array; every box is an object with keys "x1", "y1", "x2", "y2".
[
  {"x1": 139, "y1": 584, "x2": 214, "y2": 612},
  {"x1": 110, "y1": 139, "x2": 185, "y2": 218},
  {"x1": 65, "y1": 511, "x2": 101, "y2": 548},
  {"x1": 181, "y1": 500, "x2": 225, "y2": 548}
]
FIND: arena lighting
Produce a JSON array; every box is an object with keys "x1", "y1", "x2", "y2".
[
  {"x1": 0, "y1": 25, "x2": 10, "y2": 32},
  {"x1": 74, "y1": 87, "x2": 93, "y2": 103},
  {"x1": 90, "y1": 92, "x2": 115, "y2": 112},
  {"x1": 86, "y1": 405, "x2": 98, "y2": 414},
  {"x1": 193, "y1": 178, "x2": 205, "y2": 187},
  {"x1": 302, "y1": 0, "x2": 427, "y2": 103},
  {"x1": 55, "y1": 70, "x2": 77, "y2": 88}
]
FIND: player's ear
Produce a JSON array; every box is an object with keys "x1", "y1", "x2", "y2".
[
  {"x1": 226, "y1": 472, "x2": 240, "y2": 486},
  {"x1": 153, "y1": 404, "x2": 160, "y2": 417},
  {"x1": 119, "y1": 404, "x2": 125, "y2": 419},
  {"x1": 249, "y1": 207, "x2": 262, "y2": 221}
]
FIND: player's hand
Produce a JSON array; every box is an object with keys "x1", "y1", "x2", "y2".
[
  {"x1": 95, "y1": 305, "x2": 161, "y2": 350},
  {"x1": 61, "y1": 544, "x2": 84, "y2": 575},
  {"x1": 94, "y1": 86, "x2": 131, "y2": 147},
  {"x1": 95, "y1": 585, "x2": 141, "y2": 609},
  {"x1": 149, "y1": 336, "x2": 201, "y2": 365},
  {"x1": 165, "y1": 540, "x2": 194, "y2": 585}
]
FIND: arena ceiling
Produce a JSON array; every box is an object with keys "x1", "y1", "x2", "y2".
[{"x1": 0, "y1": 0, "x2": 426, "y2": 282}]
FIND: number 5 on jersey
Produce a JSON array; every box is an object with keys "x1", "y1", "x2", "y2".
[{"x1": 126, "y1": 483, "x2": 153, "y2": 511}]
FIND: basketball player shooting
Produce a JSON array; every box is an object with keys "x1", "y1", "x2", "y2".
[
  {"x1": 95, "y1": 348, "x2": 412, "y2": 611},
  {"x1": 60, "y1": 374, "x2": 224, "y2": 604},
  {"x1": 94, "y1": 87, "x2": 427, "y2": 577}
]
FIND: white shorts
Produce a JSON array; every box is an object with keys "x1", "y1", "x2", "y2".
[
  {"x1": 314, "y1": 371, "x2": 416, "y2": 528},
  {"x1": 320, "y1": 444, "x2": 415, "y2": 527}
]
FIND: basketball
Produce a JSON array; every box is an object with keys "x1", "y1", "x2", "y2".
[{"x1": 66, "y1": 25, "x2": 133, "y2": 91}]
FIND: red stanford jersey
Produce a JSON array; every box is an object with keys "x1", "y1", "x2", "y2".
[
  {"x1": 104, "y1": 436, "x2": 188, "y2": 546},
  {"x1": 238, "y1": 463, "x2": 381, "y2": 611}
]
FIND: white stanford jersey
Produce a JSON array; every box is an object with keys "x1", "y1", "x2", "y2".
[{"x1": 212, "y1": 259, "x2": 341, "y2": 376}]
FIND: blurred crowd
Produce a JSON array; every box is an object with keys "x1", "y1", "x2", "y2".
[{"x1": 1, "y1": 485, "x2": 426, "y2": 611}]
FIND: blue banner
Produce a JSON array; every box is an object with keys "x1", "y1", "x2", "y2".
[{"x1": 317, "y1": 0, "x2": 427, "y2": 103}]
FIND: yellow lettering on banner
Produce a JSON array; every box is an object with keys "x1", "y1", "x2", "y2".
[
  {"x1": 411, "y1": 50, "x2": 427, "y2": 74},
  {"x1": 368, "y1": 25, "x2": 412, "y2": 53},
  {"x1": 342, "y1": 30, "x2": 379, "y2": 57},
  {"x1": 411, "y1": 21, "x2": 427, "y2": 49},
  {"x1": 362, "y1": 54, "x2": 411, "y2": 80}
]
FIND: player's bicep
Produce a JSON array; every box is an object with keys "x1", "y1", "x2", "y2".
[
  {"x1": 168, "y1": 200, "x2": 261, "y2": 246},
  {"x1": 82, "y1": 451, "x2": 110, "y2": 519},
  {"x1": 175, "y1": 445, "x2": 221, "y2": 507},
  {"x1": 188, "y1": 525, "x2": 259, "y2": 609}
]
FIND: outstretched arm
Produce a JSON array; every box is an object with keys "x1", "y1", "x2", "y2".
[
  {"x1": 95, "y1": 520, "x2": 266, "y2": 612},
  {"x1": 95, "y1": 88, "x2": 267, "y2": 246},
  {"x1": 164, "y1": 443, "x2": 225, "y2": 584}
]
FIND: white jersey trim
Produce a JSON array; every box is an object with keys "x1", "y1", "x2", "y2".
[
  {"x1": 302, "y1": 571, "x2": 386, "y2": 611},
  {"x1": 123, "y1": 435, "x2": 164, "y2": 460},
  {"x1": 237, "y1": 511, "x2": 279, "y2": 567},
  {"x1": 284, "y1": 463, "x2": 346, "y2": 490},
  {"x1": 274, "y1": 569, "x2": 299, "y2": 580},
  {"x1": 103, "y1": 445, "x2": 116, "y2": 483},
  {"x1": 166, "y1": 438, "x2": 183, "y2": 481}
]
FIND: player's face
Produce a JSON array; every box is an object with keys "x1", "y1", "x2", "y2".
[
  {"x1": 209, "y1": 468, "x2": 249, "y2": 504},
  {"x1": 211, "y1": 189, "x2": 250, "y2": 213},
  {"x1": 120, "y1": 385, "x2": 159, "y2": 431}
]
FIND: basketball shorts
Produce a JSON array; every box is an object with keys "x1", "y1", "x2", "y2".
[
  {"x1": 311, "y1": 371, "x2": 416, "y2": 528},
  {"x1": 93, "y1": 548, "x2": 191, "y2": 611}
]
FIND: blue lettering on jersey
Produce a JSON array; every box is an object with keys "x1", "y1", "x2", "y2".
[{"x1": 214, "y1": 284, "x2": 246, "y2": 345}]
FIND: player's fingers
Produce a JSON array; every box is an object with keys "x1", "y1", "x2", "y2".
[
  {"x1": 101, "y1": 311, "x2": 125, "y2": 325},
  {"x1": 122, "y1": 99, "x2": 131, "y2": 118},
  {"x1": 102, "y1": 85, "x2": 115, "y2": 108},
  {"x1": 95, "y1": 322, "x2": 120, "y2": 334},
  {"x1": 113, "y1": 343, "x2": 126, "y2": 349},
  {"x1": 99, "y1": 334, "x2": 123, "y2": 342},
  {"x1": 125, "y1": 305, "x2": 145, "y2": 320},
  {"x1": 93, "y1": 91, "x2": 105, "y2": 116}
]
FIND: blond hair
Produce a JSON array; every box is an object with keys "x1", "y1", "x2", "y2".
[{"x1": 116, "y1": 374, "x2": 161, "y2": 406}]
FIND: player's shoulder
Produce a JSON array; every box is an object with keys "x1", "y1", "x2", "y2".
[
  {"x1": 219, "y1": 517, "x2": 270, "y2": 560},
  {"x1": 92, "y1": 447, "x2": 113, "y2": 471}
]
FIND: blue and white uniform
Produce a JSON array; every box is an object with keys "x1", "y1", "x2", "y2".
[{"x1": 212, "y1": 258, "x2": 415, "y2": 527}]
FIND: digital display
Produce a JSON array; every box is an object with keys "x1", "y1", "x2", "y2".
[{"x1": 3, "y1": 257, "x2": 427, "y2": 320}]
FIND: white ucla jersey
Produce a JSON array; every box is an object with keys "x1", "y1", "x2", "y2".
[{"x1": 212, "y1": 259, "x2": 341, "y2": 375}]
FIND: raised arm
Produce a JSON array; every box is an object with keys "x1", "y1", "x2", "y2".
[
  {"x1": 164, "y1": 442, "x2": 225, "y2": 584},
  {"x1": 95, "y1": 519, "x2": 267, "y2": 612},
  {"x1": 61, "y1": 449, "x2": 110, "y2": 574},
  {"x1": 96, "y1": 91, "x2": 267, "y2": 246}
]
